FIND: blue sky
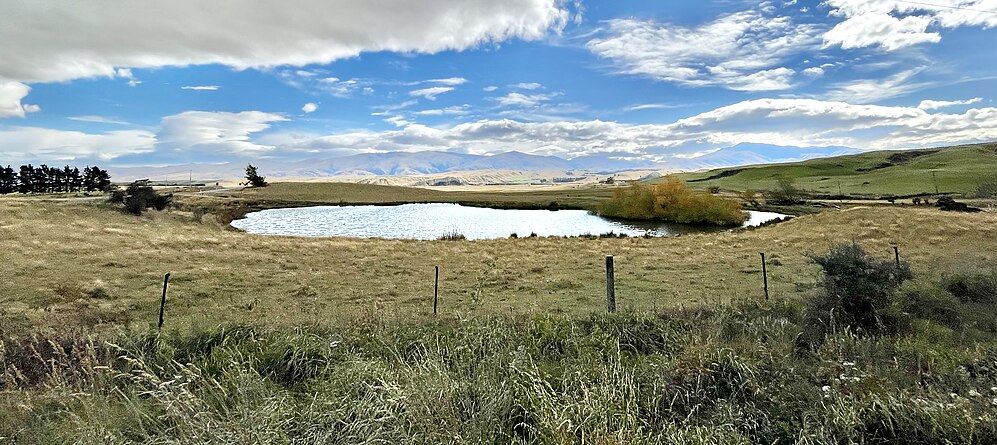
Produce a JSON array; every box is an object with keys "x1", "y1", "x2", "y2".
[{"x1": 1, "y1": 0, "x2": 995, "y2": 167}]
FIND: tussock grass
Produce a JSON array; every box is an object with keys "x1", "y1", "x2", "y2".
[
  {"x1": 3, "y1": 299, "x2": 997, "y2": 443},
  {"x1": 2, "y1": 199, "x2": 996, "y2": 334}
]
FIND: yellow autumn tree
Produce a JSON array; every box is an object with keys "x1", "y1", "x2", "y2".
[{"x1": 599, "y1": 177, "x2": 747, "y2": 226}]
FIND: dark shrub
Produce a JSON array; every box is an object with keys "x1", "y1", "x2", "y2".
[
  {"x1": 120, "y1": 180, "x2": 172, "y2": 215},
  {"x1": 801, "y1": 243, "x2": 912, "y2": 344}
]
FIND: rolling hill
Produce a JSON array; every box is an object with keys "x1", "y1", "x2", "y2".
[{"x1": 674, "y1": 142, "x2": 997, "y2": 197}]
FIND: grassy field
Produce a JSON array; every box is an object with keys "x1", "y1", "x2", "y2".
[
  {"x1": 181, "y1": 182, "x2": 618, "y2": 212},
  {"x1": 4, "y1": 186, "x2": 997, "y2": 442},
  {"x1": 675, "y1": 142, "x2": 997, "y2": 197},
  {"x1": 2, "y1": 199, "x2": 995, "y2": 335}
]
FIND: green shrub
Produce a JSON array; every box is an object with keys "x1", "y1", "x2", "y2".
[
  {"x1": 599, "y1": 176, "x2": 747, "y2": 226},
  {"x1": 767, "y1": 177, "x2": 805, "y2": 205},
  {"x1": 943, "y1": 272, "x2": 997, "y2": 304},
  {"x1": 801, "y1": 243, "x2": 912, "y2": 345}
]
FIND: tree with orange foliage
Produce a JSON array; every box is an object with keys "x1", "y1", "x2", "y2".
[{"x1": 598, "y1": 177, "x2": 747, "y2": 226}]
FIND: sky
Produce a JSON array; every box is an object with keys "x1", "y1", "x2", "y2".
[{"x1": 1, "y1": 0, "x2": 996, "y2": 167}]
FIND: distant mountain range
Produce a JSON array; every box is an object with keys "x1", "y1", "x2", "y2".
[{"x1": 107, "y1": 143, "x2": 860, "y2": 182}]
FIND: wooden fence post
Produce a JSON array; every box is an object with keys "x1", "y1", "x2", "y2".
[
  {"x1": 433, "y1": 266, "x2": 439, "y2": 318},
  {"x1": 158, "y1": 273, "x2": 170, "y2": 329},
  {"x1": 760, "y1": 253, "x2": 769, "y2": 300},
  {"x1": 893, "y1": 246, "x2": 901, "y2": 270},
  {"x1": 606, "y1": 255, "x2": 616, "y2": 313}
]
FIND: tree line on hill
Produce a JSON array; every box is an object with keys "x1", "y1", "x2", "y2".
[{"x1": 0, "y1": 164, "x2": 112, "y2": 194}]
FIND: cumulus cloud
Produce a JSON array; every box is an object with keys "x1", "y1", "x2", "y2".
[
  {"x1": 918, "y1": 97, "x2": 983, "y2": 110},
  {"x1": 482, "y1": 86, "x2": 499, "y2": 92},
  {"x1": 824, "y1": 12, "x2": 939, "y2": 50},
  {"x1": 264, "y1": 98, "x2": 997, "y2": 161},
  {"x1": 302, "y1": 102, "x2": 318, "y2": 113},
  {"x1": 802, "y1": 67, "x2": 825, "y2": 78},
  {"x1": 0, "y1": 0, "x2": 570, "y2": 84},
  {"x1": 586, "y1": 10, "x2": 823, "y2": 91},
  {"x1": 0, "y1": 79, "x2": 41, "y2": 118},
  {"x1": 409, "y1": 86, "x2": 455, "y2": 100},
  {"x1": 155, "y1": 111, "x2": 288, "y2": 155},
  {"x1": 0, "y1": 127, "x2": 155, "y2": 163},
  {"x1": 822, "y1": 0, "x2": 997, "y2": 51},
  {"x1": 7, "y1": 99, "x2": 997, "y2": 164},
  {"x1": 181, "y1": 85, "x2": 220, "y2": 91}
]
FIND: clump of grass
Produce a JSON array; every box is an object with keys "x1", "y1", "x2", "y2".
[
  {"x1": 599, "y1": 176, "x2": 747, "y2": 226},
  {"x1": 437, "y1": 229, "x2": 466, "y2": 241}
]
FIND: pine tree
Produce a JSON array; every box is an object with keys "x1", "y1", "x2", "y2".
[
  {"x1": 18, "y1": 164, "x2": 34, "y2": 193},
  {"x1": 0, "y1": 166, "x2": 16, "y2": 194},
  {"x1": 69, "y1": 167, "x2": 83, "y2": 192},
  {"x1": 244, "y1": 164, "x2": 268, "y2": 187}
]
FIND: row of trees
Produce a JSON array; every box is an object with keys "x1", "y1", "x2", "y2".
[{"x1": 0, "y1": 164, "x2": 112, "y2": 194}]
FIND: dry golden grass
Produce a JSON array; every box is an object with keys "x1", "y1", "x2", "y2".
[
  {"x1": 2, "y1": 198, "x2": 996, "y2": 335},
  {"x1": 185, "y1": 181, "x2": 618, "y2": 210}
]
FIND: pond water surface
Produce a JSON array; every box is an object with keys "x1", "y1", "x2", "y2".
[{"x1": 231, "y1": 203, "x2": 789, "y2": 240}]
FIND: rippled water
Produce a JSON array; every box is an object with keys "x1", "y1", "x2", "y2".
[{"x1": 231, "y1": 203, "x2": 789, "y2": 240}]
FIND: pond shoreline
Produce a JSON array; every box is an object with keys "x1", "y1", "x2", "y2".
[{"x1": 230, "y1": 203, "x2": 791, "y2": 240}]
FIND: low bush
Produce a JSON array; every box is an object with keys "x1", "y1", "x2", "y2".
[
  {"x1": 599, "y1": 176, "x2": 747, "y2": 226},
  {"x1": 801, "y1": 243, "x2": 912, "y2": 346},
  {"x1": 117, "y1": 180, "x2": 172, "y2": 215}
]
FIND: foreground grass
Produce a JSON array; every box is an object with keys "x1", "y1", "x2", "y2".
[
  {"x1": 675, "y1": 142, "x2": 997, "y2": 197},
  {"x1": 3, "y1": 300, "x2": 997, "y2": 444},
  {"x1": 3, "y1": 199, "x2": 996, "y2": 335}
]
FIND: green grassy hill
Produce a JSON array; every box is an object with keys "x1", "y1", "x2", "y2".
[{"x1": 675, "y1": 142, "x2": 997, "y2": 197}]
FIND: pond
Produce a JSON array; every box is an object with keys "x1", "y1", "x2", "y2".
[{"x1": 230, "y1": 203, "x2": 790, "y2": 240}]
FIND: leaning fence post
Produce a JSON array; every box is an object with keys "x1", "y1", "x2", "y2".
[
  {"x1": 760, "y1": 253, "x2": 769, "y2": 300},
  {"x1": 606, "y1": 255, "x2": 616, "y2": 313},
  {"x1": 893, "y1": 245, "x2": 901, "y2": 271},
  {"x1": 433, "y1": 266, "x2": 439, "y2": 318},
  {"x1": 158, "y1": 273, "x2": 170, "y2": 329}
]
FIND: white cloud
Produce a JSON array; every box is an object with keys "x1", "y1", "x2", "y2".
[
  {"x1": 586, "y1": 10, "x2": 823, "y2": 91},
  {"x1": 625, "y1": 103, "x2": 683, "y2": 111},
  {"x1": 482, "y1": 86, "x2": 498, "y2": 92},
  {"x1": 0, "y1": 127, "x2": 155, "y2": 163},
  {"x1": 0, "y1": 79, "x2": 41, "y2": 118},
  {"x1": 426, "y1": 77, "x2": 468, "y2": 86},
  {"x1": 155, "y1": 111, "x2": 288, "y2": 155},
  {"x1": 822, "y1": 0, "x2": 997, "y2": 51},
  {"x1": 302, "y1": 102, "x2": 318, "y2": 113},
  {"x1": 409, "y1": 86, "x2": 455, "y2": 100},
  {"x1": 823, "y1": 68, "x2": 932, "y2": 103},
  {"x1": 412, "y1": 105, "x2": 471, "y2": 116},
  {"x1": 495, "y1": 92, "x2": 559, "y2": 108},
  {"x1": 511, "y1": 82, "x2": 543, "y2": 90},
  {"x1": 115, "y1": 68, "x2": 141, "y2": 87},
  {"x1": 67, "y1": 115, "x2": 131, "y2": 125},
  {"x1": 265, "y1": 98, "x2": 997, "y2": 160},
  {"x1": 824, "y1": 12, "x2": 939, "y2": 51},
  {"x1": 7, "y1": 99, "x2": 996, "y2": 164},
  {"x1": 802, "y1": 66, "x2": 825, "y2": 78},
  {"x1": 0, "y1": 0, "x2": 569, "y2": 84},
  {"x1": 181, "y1": 85, "x2": 220, "y2": 91},
  {"x1": 918, "y1": 97, "x2": 983, "y2": 110},
  {"x1": 314, "y1": 77, "x2": 369, "y2": 98}
]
